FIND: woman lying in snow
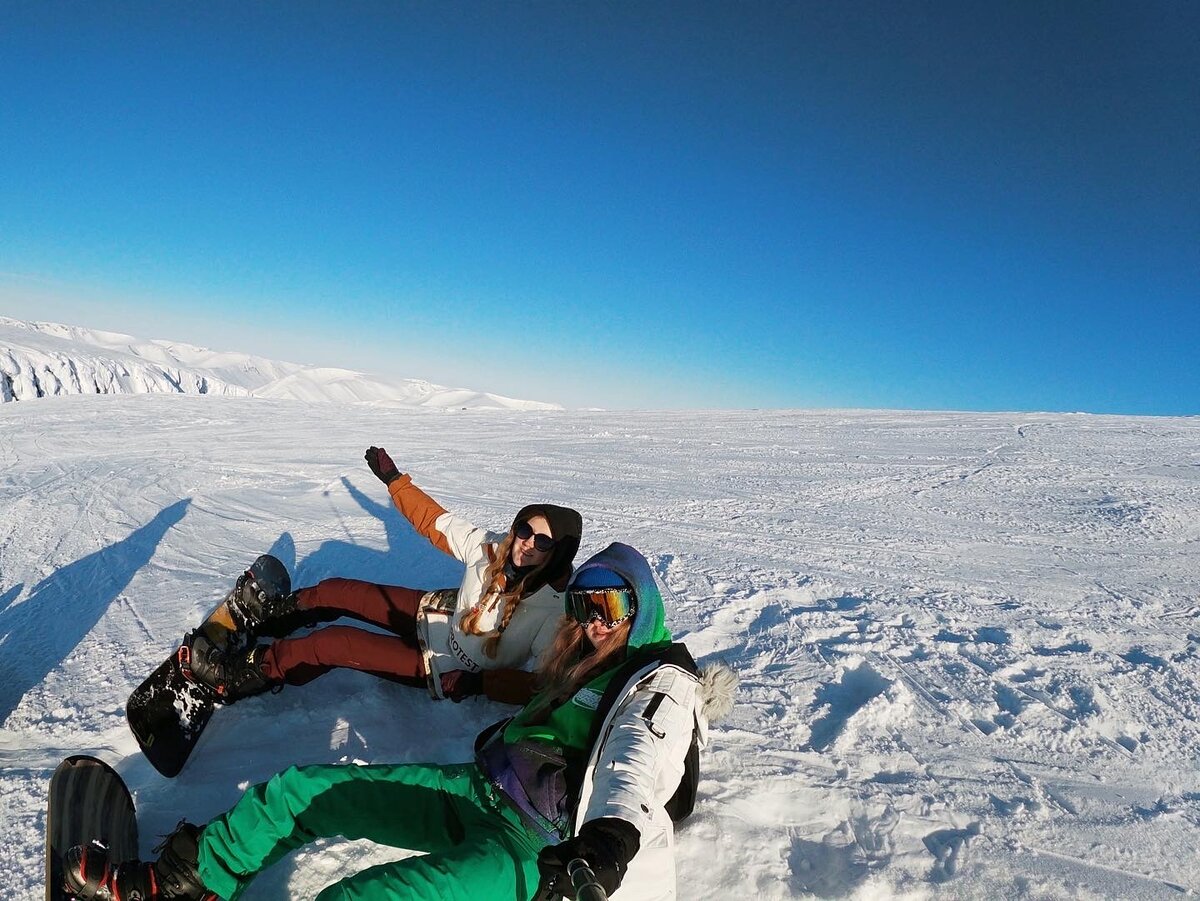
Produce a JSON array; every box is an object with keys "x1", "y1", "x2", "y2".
[
  {"x1": 185, "y1": 445, "x2": 584, "y2": 706},
  {"x1": 66, "y1": 543, "x2": 737, "y2": 901}
]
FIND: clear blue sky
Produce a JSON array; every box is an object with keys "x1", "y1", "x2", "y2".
[{"x1": 1, "y1": 2, "x2": 1196, "y2": 413}]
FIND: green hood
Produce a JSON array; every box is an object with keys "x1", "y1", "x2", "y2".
[{"x1": 567, "y1": 542, "x2": 673, "y2": 653}]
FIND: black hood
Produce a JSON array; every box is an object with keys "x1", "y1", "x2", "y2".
[{"x1": 509, "y1": 503, "x2": 583, "y2": 593}]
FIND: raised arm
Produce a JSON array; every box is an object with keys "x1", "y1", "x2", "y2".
[{"x1": 365, "y1": 446, "x2": 459, "y2": 558}]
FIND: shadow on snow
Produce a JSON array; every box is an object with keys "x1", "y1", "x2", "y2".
[
  {"x1": 0, "y1": 498, "x2": 191, "y2": 724},
  {"x1": 275, "y1": 477, "x2": 464, "y2": 591}
]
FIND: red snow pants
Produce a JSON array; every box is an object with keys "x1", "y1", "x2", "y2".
[{"x1": 259, "y1": 578, "x2": 428, "y2": 689}]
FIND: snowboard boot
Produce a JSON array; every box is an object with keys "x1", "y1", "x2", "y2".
[
  {"x1": 226, "y1": 570, "x2": 298, "y2": 637},
  {"x1": 179, "y1": 630, "x2": 278, "y2": 704},
  {"x1": 235, "y1": 587, "x2": 319, "y2": 639},
  {"x1": 63, "y1": 821, "x2": 216, "y2": 900}
]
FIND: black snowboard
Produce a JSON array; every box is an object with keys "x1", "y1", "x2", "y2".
[
  {"x1": 126, "y1": 554, "x2": 290, "y2": 777},
  {"x1": 46, "y1": 755, "x2": 138, "y2": 901}
]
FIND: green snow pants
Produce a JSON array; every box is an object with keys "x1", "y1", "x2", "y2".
[{"x1": 195, "y1": 761, "x2": 548, "y2": 901}]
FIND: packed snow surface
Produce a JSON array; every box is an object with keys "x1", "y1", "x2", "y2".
[
  {"x1": 0, "y1": 317, "x2": 559, "y2": 410},
  {"x1": 1, "y1": 395, "x2": 1198, "y2": 899}
]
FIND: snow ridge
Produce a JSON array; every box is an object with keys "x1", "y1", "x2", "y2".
[{"x1": 0, "y1": 316, "x2": 559, "y2": 410}]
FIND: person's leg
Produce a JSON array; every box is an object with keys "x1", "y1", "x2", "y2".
[
  {"x1": 314, "y1": 829, "x2": 543, "y2": 901},
  {"x1": 198, "y1": 579, "x2": 431, "y2": 692},
  {"x1": 259, "y1": 624, "x2": 426, "y2": 686},
  {"x1": 313, "y1": 764, "x2": 545, "y2": 901},
  {"x1": 197, "y1": 762, "x2": 511, "y2": 901},
  {"x1": 296, "y1": 578, "x2": 426, "y2": 639}
]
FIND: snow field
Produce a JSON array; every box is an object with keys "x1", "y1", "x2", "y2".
[{"x1": 1, "y1": 396, "x2": 1198, "y2": 898}]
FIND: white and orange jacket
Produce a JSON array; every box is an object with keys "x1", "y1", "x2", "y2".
[{"x1": 386, "y1": 476, "x2": 567, "y2": 698}]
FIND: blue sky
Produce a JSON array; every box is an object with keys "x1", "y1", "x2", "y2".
[{"x1": 1, "y1": 2, "x2": 1196, "y2": 413}]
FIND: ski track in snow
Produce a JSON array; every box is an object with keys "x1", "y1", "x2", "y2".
[{"x1": 1, "y1": 395, "x2": 1199, "y2": 899}]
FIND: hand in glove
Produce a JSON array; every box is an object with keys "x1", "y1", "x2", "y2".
[
  {"x1": 536, "y1": 818, "x2": 640, "y2": 898},
  {"x1": 439, "y1": 669, "x2": 484, "y2": 702},
  {"x1": 364, "y1": 446, "x2": 401, "y2": 485}
]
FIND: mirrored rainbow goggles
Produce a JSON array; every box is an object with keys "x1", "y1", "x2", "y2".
[{"x1": 566, "y1": 587, "x2": 637, "y2": 628}]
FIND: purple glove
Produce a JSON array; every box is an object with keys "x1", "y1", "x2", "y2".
[
  {"x1": 440, "y1": 670, "x2": 484, "y2": 702},
  {"x1": 364, "y1": 446, "x2": 401, "y2": 485}
]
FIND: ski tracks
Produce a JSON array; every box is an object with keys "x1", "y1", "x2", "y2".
[
  {"x1": 4, "y1": 400, "x2": 1200, "y2": 898},
  {"x1": 683, "y1": 583, "x2": 993, "y2": 894},
  {"x1": 692, "y1": 573, "x2": 1200, "y2": 895}
]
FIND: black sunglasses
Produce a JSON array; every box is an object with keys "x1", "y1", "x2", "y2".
[{"x1": 515, "y1": 521, "x2": 556, "y2": 552}]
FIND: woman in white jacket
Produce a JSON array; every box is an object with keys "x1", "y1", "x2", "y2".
[
  {"x1": 481, "y1": 541, "x2": 713, "y2": 900},
  {"x1": 184, "y1": 445, "x2": 583, "y2": 706},
  {"x1": 63, "y1": 543, "x2": 735, "y2": 901}
]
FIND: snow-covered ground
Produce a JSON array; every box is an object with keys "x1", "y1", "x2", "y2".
[
  {"x1": 1, "y1": 394, "x2": 1198, "y2": 899},
  {"x1": 0, "y1": 317, "x2": 561, "y2": 410}
]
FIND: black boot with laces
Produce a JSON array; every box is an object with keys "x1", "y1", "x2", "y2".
[{"x1": 63, "y1": 821, "x2": 216, "y2": 901}]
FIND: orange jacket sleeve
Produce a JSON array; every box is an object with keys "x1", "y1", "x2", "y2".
[{"x1": 387, "y1": 474, "x2": 453, "y2": 557}]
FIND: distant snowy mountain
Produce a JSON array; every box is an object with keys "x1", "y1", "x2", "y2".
[{"x1": 0, "y1": 316, "x2": 560, "y2": 410}]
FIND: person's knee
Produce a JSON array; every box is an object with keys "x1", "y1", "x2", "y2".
[
  {"x1": 304, "y1": 577, "x2": 365, "y2": 605},
  {"x1": 314, "y1": 881, "x2": 351, "y2": 901},
  {"x1": 263, "y1": 763, "x2": 308, "y2": 795}
]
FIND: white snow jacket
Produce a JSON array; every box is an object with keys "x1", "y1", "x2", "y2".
[
  {"x1": 419, "y1": 509, "x2": 566, "y2": 687},
  {"x1": 384, "y1": 475, "x2": 581, "y2": 696},
  {"x1": 574, "y1": 658, "x2": 708, "y2": 901}
]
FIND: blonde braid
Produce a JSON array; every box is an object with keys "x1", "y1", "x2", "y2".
[
  {"x1": 459, "y1": 530, "x2": 536, "y2": 658},
  {"x1": 482, "y1": 591, "x2": 523, "y2": 658}
]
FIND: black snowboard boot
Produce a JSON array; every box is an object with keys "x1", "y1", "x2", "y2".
[
  {"x1": 226, "y1": 570, "x2": 298, "y2": 637},
  {"x1": 179, "y1": 630, "x2": 277, "y2": 704},
  {"x1": 63, "y1": 821, "x2": 216, "y2": 900}
]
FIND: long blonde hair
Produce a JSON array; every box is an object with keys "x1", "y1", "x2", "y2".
[
  {"x1": 457, "y1": 530, "x2": 539, "y2": 658},
  {"x1": 522, "y1": 616, "x2": 633, "y2": 720}
]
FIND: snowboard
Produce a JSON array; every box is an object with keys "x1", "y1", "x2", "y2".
[
  {"x1": 46, "y1": 755, "x2": 138, "y2": 901},
  {"x1": 126, "y1": 554, "x2": 290, "y2": 778}
]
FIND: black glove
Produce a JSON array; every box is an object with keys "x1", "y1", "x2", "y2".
[
  {"x1": 536, "y1": 818, "x2": 640, "y2": 898},
  {"x1": 364, "y1": 446, "x2": 401, "y2": 485},
  {"x1": 439, "y1": 669, "x2": 484, "y2": 702}
]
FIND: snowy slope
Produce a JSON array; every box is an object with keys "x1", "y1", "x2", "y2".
[
  {"x1": 1, "y1": 396, "x2": 1199, "y2": 899},
  {"x1": 0, "y1": 317, "x2": 559, "y2": 410}
]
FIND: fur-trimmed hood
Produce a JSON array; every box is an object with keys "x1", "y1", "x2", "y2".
[{"x1": 697, "y1": 661, "x2": 738, "y2": 724}]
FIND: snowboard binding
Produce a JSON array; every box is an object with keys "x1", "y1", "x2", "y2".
[
  {"x1": 177, "y1": 630, "x2": 276, "y2": 704},
  {"x1": 126, "y1": 554, "x2": 292, "y2": 777},
  {"x1": 226, "y1": 556, "x2": 294, "y2": 636},
  {"x1": 63, "y1": 838, "x2": 157, "y2": 901},
  {"x1": 63, "y1": 822, "x2": 216, "y2": 900}
]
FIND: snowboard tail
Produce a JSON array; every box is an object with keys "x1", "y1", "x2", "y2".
[
  {"x1": 46, "y1": 756, "x2": 137, "y2": 901},
  {"x1": 126, "y1": 654, "x2": 218, "y2": 778},
  {"x1": 126, "y1": 554, "x2": 290, "y2": 778}
]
